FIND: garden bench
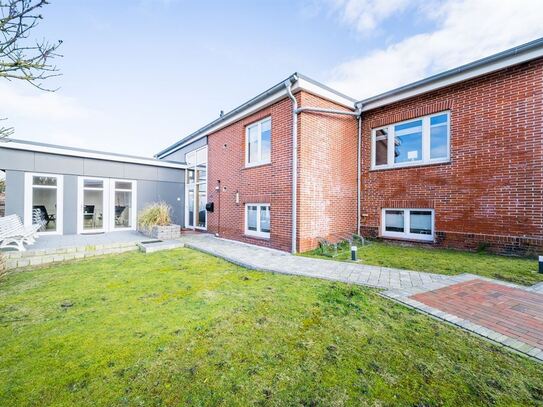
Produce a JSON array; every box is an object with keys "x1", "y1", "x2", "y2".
[{"x1": 0, "y1": 214, "x2": 41, "y2": 252}]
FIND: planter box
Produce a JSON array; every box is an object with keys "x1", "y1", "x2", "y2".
[{"x1": 139, "y1": 224, "x2": 181, "y2": 240}]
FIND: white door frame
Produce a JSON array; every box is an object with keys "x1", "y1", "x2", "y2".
[
  {"x1": 108, "y1": 179, "x2": 137, "y2": 232},
  {"x1": 77, "y1": 176, "x2": 108, "y2": 234},
  {"x1": 77, "y1": 177, "x2": 138, "y2": 234},
  {"x1": 24, "y1": 172, "x2": 64, "y2": 235}
]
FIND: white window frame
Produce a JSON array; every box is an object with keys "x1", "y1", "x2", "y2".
[
  {"x1": 371, "y1": 111, "x2": 450, "y2": 170},
  {"x1": 109, "y1": 179, "x2": 137, "y2": 232},
  {"x1": 185, "y1": 145, "x2": 208, "y2": 231},
  {"x1": 381, "y1": 208, "x2": 434, "y2": 242},
  {"x1": 245, "y1": 203, "x2": 270, "y2": 239},
  {"x1": 24, "y1": 172, "x2": 64, "y2": 235},
  {"x1": 245, "y1": 117, "x2": 271, "y2": 167}
]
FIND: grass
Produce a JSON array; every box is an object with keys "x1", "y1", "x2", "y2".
[
  {"x1": 0, "y1": 249, "x2": 542, "y2": 406},
  {"x1": 302, "y1": 240, "x2": 542, "y2": 286}
]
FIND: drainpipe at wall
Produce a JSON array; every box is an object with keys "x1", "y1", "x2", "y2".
[
  {"x1": 284, "y1": 76, "x2": 298, "y2": 254},
  {"x1": 355, "y1": 102, "x2": 363, "y2": 236}
]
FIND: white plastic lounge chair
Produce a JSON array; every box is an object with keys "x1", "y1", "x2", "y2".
[{"x1": 0, "y1": 214, "x2": 41, "y2": 252}]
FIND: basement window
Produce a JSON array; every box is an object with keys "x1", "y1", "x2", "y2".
[
  {"x1": 246, "y1": 117, "x2": 271, "y2": 167},
  {"x1": 372, "y1": 111, "x2": 450, "y2": 170},
  {"x1": 381, "y1": 208, "x2": 434, "y2": 241},
  {"x1": 245, "y1": 204, "x2": 270, "y2": 238}
]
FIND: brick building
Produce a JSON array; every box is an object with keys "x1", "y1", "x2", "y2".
[{"x1": 157, "y1": 38, "x2": 543, "y2": 255}]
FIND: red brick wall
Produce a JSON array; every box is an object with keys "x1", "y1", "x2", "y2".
[
  {"x1": 360, "y1": 59, "x2": 543, "y2": 255},
  {"x1": 206, "y1": 90, "x2": 358, "y2": 253},
  {"x1": 206, "y1": 95, "x2": 296, "y2": 252},
  {"x1": 298, "y1": 92, "x2": 358, "y2": 252}
]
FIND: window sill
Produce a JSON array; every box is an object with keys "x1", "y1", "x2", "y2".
[
  {"x1": 380, "y1": 235, "x2": 435, "y2": 244},
  {"x1": 244, "y1": 162, "x2": 271, "y2": 170},
  {"x1": 371, "y1": 159, "x2": 450, "y2": 172},
  {"x1": 243, "y1": 233, "x2": 270, "y2": 241}
]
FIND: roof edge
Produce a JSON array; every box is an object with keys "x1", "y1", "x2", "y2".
[
  {"x1": 359, "y1": 36, "x2": 543, "y2": 111},
  {"x1": 0, "y1": 138, "x2": 186, "y2": 169},
  {"x1": 155, "y1": 72, "x2": 357, "y2": 159}
]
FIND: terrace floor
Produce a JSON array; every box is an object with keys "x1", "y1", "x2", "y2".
[{"x1": 28, "y1": 230, "x2": 149, "y2": 251}]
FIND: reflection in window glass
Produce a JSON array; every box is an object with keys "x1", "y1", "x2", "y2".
[
  {"x1": 33, "y1": 187, "x2": 58, "y2": 231},
  {"x1": 260, "y1": 205, "x2": 270, "y2": 233},
  {"x1": 114, "y1": 193, "x2": 131, "y2": 228},
  {"x1": 115, "y1": 181, "x2": 132, "y2": 190},
  {"x1": 261, "y1": 119, "x2": 271, "y2": 163},
  {"x1": 385, "y1": 210, "x2": 404, "y2": 232},
  {"x1": 84, "y1": 179, "x2": 103, "y2": 188},
  {"x1": 394, "y1": 120, "x2": 422, "y2": 164},
  {"x1": 430, "y1": 114, "x2": 448, "y2": 159},
  {"x1": 196, "y1": 148, "x2": 207, "y2": 165},
  {"x1": 247, "y1": 205, "x2": 257, "y2": 231},
  {"x1": 410, "y1": 211, "x2": 432, "y2": 235},
  {"x1": 248, "y1": 125, "x2": 259, "y2": 164},
  {"x1": 33, "y1": 176, "x2": 57, "y2": 186},
  {"x1": 374, "y1": 128, "x2": 388, "y2": 166}
]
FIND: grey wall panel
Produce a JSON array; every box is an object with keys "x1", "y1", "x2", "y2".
[
  {"x1": 63, "y1": 175, "x2": 78, "y2": 234},
  {"x1": 157, "y1": 181, "x2": 184, "y2": 226},
  {"x1": 34, "y1": 153, "x2": 84, "y2": 175},
  {"x1": 83, "y1": 159, "x2": 124, "y2": 178},
  {"x1": 0, "y1": 149, "x2": 35, "y2": 171},
  {"x1": 123, "y1": 164, "x2": 158, "y2": 181},
  {"x1": 5, "y1": 170, "x2": 24, "y2": 219},
  {"x1": 160, "y1": 136, "x2": 207, "y2": 163},
  {"x1": 137, "y1": 180, "x2": 158, "y2": 214},
  {"x1": 157, "y1": 167, "x2": 184, "y2": 183}
]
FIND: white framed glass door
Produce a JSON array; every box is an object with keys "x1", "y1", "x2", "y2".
[
  {"x1": 109, "y1": 179, "x2": 137, "y2": 231},
  {"x1": 185, "y1": 146, "x2": 207, "y2": 230},
  {"x1": 24, "y1": 173, "x2": 64, "y2": 235},
  {"x1": 78, "y1": 177, "x2": 107, "y2": 234},
  {"x1": 77, "y1": 177, "x2": 137, "y2": 234}
]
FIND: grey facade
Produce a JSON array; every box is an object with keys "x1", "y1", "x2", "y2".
[
  {"x1": 0, "y1": 146, "x2": 185, "y2": 234},
  {"x1": 158, "y1": 136, "x2": 208, "y2": 163}
]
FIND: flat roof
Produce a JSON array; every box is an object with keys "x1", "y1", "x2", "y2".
[{"x1": 0, "y1": 138, "x2": 186, "y2": 169}]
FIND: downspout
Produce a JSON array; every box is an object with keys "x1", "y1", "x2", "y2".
[
  {"x1": 284, "y1": 76, "x2": 298, "y2": 254},
  {"x1": 355, "y1": 102, "x2": 363, "y2": 236}
]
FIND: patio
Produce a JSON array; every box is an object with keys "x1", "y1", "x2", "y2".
[{"x1": 1, "y1": 230, "x2": 151, "y2": 270}]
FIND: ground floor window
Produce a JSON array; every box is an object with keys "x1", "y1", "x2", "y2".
[
  {"x1": 245, "y1": 204, "x2": 270, "y2": 238},
  {"x1": 24, "y1": 173, "x2": 64, "y2": 234},
  {"x1": 381, "y1": 208, "x2": 434, "y2": 241}
]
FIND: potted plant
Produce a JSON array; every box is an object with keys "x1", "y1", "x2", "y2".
[{"x1": 137, "y1": 202, "x2": 180, "y2": 240}]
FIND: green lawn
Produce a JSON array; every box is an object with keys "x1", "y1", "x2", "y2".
[
  {"x1": 302, "y1": 240, "x2": 542, "y2": 286},
  {"x1": 0, "y1": 249, "x2": 542, "y2": 406}
]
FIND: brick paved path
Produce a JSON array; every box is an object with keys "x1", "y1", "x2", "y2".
[
  {"x1": 180, "y1": 233, "x2": 543, "y2": 362},
  {"x1": 413, "y1": 280, "x2": 543, "y2": 352}
]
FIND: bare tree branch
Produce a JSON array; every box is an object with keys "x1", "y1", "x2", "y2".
[{"x1": 0, "y1": 0, "x2": 62, "y2": 138}]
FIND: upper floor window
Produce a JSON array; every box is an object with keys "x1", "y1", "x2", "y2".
[
  {"x1": 371, "y1": 111, "x2": 450, "y2": 170},
  {"x1": 246, "y1": 117, "x2": 271, "y2": 167}
]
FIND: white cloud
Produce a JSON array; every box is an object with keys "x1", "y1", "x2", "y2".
[
  {"x1": 0, "y1": 82, "x2": 96, "y2": 121},
  {"x1": 327, "y1": 0, "x2": 543, "y2": 99},
  {"x1": 330, "y1": 0, "x2": 411, "y2": 33}
]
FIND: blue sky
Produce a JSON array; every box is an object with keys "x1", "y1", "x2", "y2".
[{"x1": 2, "y1": 0, "x2": 543, "y2": 157}]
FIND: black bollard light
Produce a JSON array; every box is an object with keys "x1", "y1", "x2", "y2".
[
  {"x1": 351, "y1": 245, "x2": 357, "y2": 261},
  {"x1": 539, "y1": 256, "x2": 543, "y2": 274}
]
